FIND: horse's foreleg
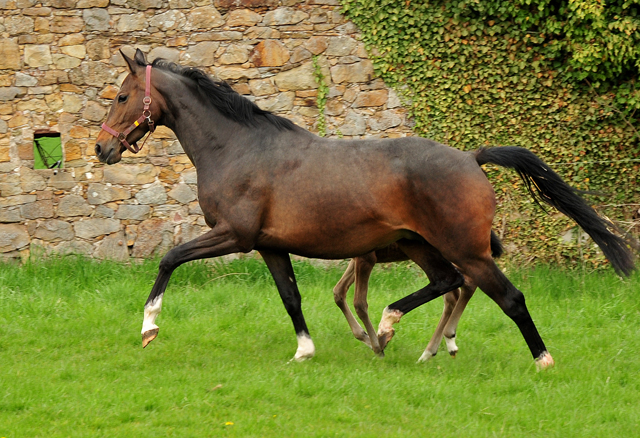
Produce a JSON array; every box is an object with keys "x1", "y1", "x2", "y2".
[
  {"x1": 259, "y1": 250, "x2": 314, "y2": 362},
  {"x1": 333, "y1": 260, "x2": 371, "y2": 347},
  {"x1": 417, "y1": 289, "x2": 459, "y2": 362},
  {"x1": 142, "y1": 224, "x2": 242, "y2": 348},
  {"x1": 353, "y1": 254, "x2": 384, "y2": 356}
]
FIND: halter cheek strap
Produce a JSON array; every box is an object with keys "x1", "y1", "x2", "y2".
[{"x1": 101, "y1": 64, "x2": 155, "y2": 154}]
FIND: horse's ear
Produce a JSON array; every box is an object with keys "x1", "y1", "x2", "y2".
[
  {"x1": 120, "y1": 48, "x2": 146, "y2": 76},
  {"x1": 134, "y1": 48, "x2": 148, "y2": 67}
]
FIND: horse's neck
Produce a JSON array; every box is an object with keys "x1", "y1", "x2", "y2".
[{"x1": 159, "y1": 87, "x2": 234, "y2": 169}]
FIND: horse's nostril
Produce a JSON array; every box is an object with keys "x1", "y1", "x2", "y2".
[{"x1": 95, "y1": 143, "x2": 102, "y2": 156}]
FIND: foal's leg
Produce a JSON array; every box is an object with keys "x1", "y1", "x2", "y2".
[
  {"x1": 260, "y1": 250, "x2": 314, "y2": 362},
  {"x1": 141, "y1": 224, "x2": 243, "y2": 347},
  {"x1": 418, "y1": 282, "x2": 476, "y2": 362},
  {"x1": 442, "y1": 282, "x2": 476, "y2": 356},
  {"x1": 418, "y1": 289, "x2": 459, "y2": 362},
  {"x1": 377, "y1": 240, "x2": 464, "y2": 351},
  {"x1": 332, "y1": 259, "x2": 371, "y2": 347},
  {"x1": 352, "y1": 253, "x2": 384, "y2": 356}
]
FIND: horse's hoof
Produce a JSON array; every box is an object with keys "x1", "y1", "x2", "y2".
[
  {"x1": 535, "y1": 351, "x2": 555, "y2": 371},
  {"x1": 142, "y1": 328, "x2": 159, "y2": 348}
]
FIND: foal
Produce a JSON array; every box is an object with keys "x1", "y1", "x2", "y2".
[{"x1": 334, "y1": 233, "x2": 503, "y2": 360}]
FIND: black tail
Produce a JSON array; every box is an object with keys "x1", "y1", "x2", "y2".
[{"x1": 475, "y1": 146, "x2": 636, "y2": 277}]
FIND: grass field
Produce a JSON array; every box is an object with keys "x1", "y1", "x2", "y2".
[{"x1": 0, "y1": 256, "x2": 639, "y2": 437}]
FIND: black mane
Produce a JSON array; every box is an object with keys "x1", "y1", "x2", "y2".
[{"x1": 149, "y1": 58, "x2": 296, "y2": 131}]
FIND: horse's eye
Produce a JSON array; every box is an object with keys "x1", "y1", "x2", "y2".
[{"x1": 118, "y1": 95, "x2": 128, "y2": 103}]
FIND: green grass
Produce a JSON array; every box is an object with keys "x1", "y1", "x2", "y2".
[{"x1": 0, "y1": 256, "x2": 639, "y2": 437}]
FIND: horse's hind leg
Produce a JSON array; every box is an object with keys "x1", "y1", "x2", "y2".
[
  {"x1": 260, "y1": 250, "x2": 314, "y2": 362},
  {"x1": 465, "y1": 258, "x2": 554, "y2": 370},
  {"x1": 333, "y1": 259, "x2": 372, "y2": 348},
  {"x1": 377, "y1": 240, "x2": 464, "y2": 351}
]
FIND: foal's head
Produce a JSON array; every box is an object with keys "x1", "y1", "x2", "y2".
[{"x1": 95, "y1": 49, "x2": 163, "y2": 164}]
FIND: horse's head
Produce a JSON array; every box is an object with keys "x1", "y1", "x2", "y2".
[{"x1": 96, "y1": 49, "x2": 162, "y2": 164}]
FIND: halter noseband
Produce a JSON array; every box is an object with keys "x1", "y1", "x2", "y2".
[{"x1": 101, "y1": 64, "x2": 155, "y2": 154}]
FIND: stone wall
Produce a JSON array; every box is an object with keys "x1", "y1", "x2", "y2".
[{"x1": 0, "y1": 0, "x2": 413, "y2": 260}]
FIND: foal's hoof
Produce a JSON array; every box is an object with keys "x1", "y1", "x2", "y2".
[
  {"x1": 142, "y1": 328, "x2": 159, "y2": 348},
  {"x1": 417, "y1": 350, "x2": 435, "y2": 363},
  {"x1": 535, "y1": 351, "x2": 555, "y2": 371},
  {"x1": 377, "y1": 329, "x2": 395, "y2": 351}
]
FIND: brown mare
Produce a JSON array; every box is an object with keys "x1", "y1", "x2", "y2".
[
  {"x1": 96, "y1": 50, "x2": 635, "y2": 369},
  {"x1": 333, "y1": 233, "x2": 503, "y2": 360}
]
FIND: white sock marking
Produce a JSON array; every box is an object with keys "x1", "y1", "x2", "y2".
[
  {"x1": 141, "y1": 295, "x2": 163, "y2": 334},
  {"x1": 293, "y1": 333, "x2": 315, "y2": 362}
]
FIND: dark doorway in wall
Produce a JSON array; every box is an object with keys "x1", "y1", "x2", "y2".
[{"x1": 33, "y1": 130, "x2": 63, "y2": 171}]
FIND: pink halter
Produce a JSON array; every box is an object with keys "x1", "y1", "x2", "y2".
[{"x1": 101, "y1": 65, "x2": 155, "y2": 154}]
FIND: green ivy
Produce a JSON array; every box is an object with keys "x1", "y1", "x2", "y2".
[
  {"x1": 342, "y1": 0, "x2": 640, "y2": 270},
  {"x1": 313, "y1": 55, "x2": 329, "y2": 137}
]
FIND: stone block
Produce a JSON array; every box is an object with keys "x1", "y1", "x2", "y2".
[
  {"x1": 214, "y1": 0, "x2": 277, "y2": 9},
  {"x1": 263, "y1": 7, "x2": 308, "y2": 26},
  {"x1": 116, "y1": 13, "x2": 147, "y2": 32},
  {"x1": 20, "y1": 167, "x2": 47, "y2": 192},
  {"x1": 304, "y1": 36, "x2": 327, "y2": 55},
  {"x1": 274, "y1": 60, "x2": 329, "y2": 91},
  {"x1": 82, "y1": 101, "x2": 107, "y2": 122},
  {"x1": 82, "y1": 8, "x2": 110, "y2": 31},
  {"x1": 219, "y1": 44, "x2": 251, "y2": 65},
  {"x1": 50, "y1": 16, "x2": 84, "y2": 33},
  {"x1": 325, "y1": 36, "x2": 357, "y2": 57},
  {"x1": 0, "y1": 224, "x2": 30, "y2": 253},
  {"x1": 34, "y1": 219, "x2": 74, "y2": 241},
  {"x1": 103, "y1": 164, "x2": 157, "y2": 185},
  {"x1": 131, "y1": 218, "x2": 174, "y2": 258},
  {"x1": 48, "y1": 171, "x2": 77, "y2": 190},
  {"x1": 0, "y1": 207, "x2": 21, "y2": 223},
  {"x1": 93, "y1": 231, "x2": 129, "y2": 261},
  {"x1": 188, "y1": 6, "x2": 224, "y2": 29},
  {"x1": 0, "y1": 87, "x2": 21, "y2": 101},
  {"x1": 0, "y1": 39, "x2": 21, "y2": 70},
  {"x1": 73, "y1": 218, "x2": 120, "y2": 239},
  {"x1": 250, "y1": 40, "x2": 290, "y2": 67},
  {"x1": 182, "y1": 42, "x2": 220, "y2": 67},
  {"x1": 339, "y1": 110, "x2": 366, "y2": 136},
  {"x1": 115, "y1": 204, "x2": 151, "y2": 220},
  {"x1": 168, "y1": 183, "x2": 197, "y2": 204},
  {"x1": 135, "y1": 182, "x2": 167, "y2": 205},
  {"x1": 57, "y1": 194, "x2": 93, "y2": 217},
  {"x1": 149, "y1": 10, "x2": 186, "y2": 32},
  {"x1": 353, "y1": 89, "x2": 388, "y2": 107},
  {"x1": 54, "y1": 239, "x2": 93, "y2": 256},
  {"x1": 227, "y1": 9, "x2": 262, "y2": 27},
  {"x1": 330, "y1": 60, "x2": 374, "y2": 84},
  {"x1": 368, "y1": 110, "x2": 402, "y2": 131},
  {"x1": 256, "y1": 92, "x2": 295, "y2": 112},
  {"x1": 5, "y1": 16, "x2": 35, "y2": 35},
  {"x1": 87, "y1": 183, "x2": 132, "y2": 204},
  {"x1": 20, "y1": 199, "x2": 54, "y2": 219},
  {"x1": 249, "y1": 79, "x2": 277, "y2": 97}
]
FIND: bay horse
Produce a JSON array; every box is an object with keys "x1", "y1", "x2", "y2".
[
  {"x1": 95, "y1": 49, "x2": 635, "y2": 369},
  {"x1": 333, "y1": 232, "x2": 503, "y2": 359}
]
